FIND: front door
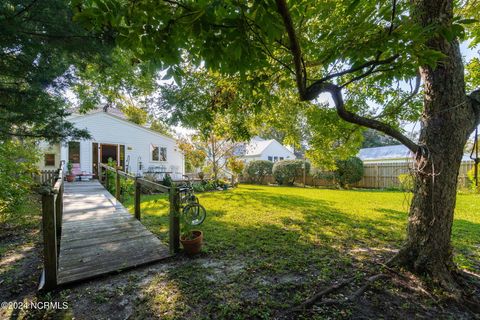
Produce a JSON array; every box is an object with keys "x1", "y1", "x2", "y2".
[{"x1": 100, "y1": 144, "x2": 118, "y2": 165}]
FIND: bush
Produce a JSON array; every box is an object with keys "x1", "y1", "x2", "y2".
[
  {"x1": 467, "y1": 165, "x2": 480, "y2": 193},
  {"x1": 162, "y1": 174, "x2": 173, "y2": 187},
  {"x1": 311, "y1": 167, "x2": 335, "y2": 181},
  {"x1": 0, "y1": 140, "x2": 39, "y2": 221},
  {"x1": 272, "y1": 160, "x2": 310, "y2": 185},
  {"x1": 244, "y1": 160, "x2": 273, "y2": 184},
  {"x1": 398, "y1": 173, "x2": 414, "y2": 191},
  {"x1": 334, "y1": 157, "x2": 364, "y2": 188}
]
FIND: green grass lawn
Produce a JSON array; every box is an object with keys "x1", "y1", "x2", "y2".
[{"x1": 122, "y1": 185, "x2": 480, "y2": 318}]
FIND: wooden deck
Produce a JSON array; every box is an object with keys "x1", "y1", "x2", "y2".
[{"x1": 57, "y1": 180, "x2": 170, "y2": 285}]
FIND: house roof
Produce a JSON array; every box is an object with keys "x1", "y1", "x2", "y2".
[
  {"x1": 68, "y1": 111, "x2": 176, "y2": 143},
  {"x1": 358, "y1": 145, "x2": 412, "y2": 161},
  {"x1": 358, "y1": 144, "x2": 474, "y2": 162},
  {"x1": 240, "y1": 137, "x2": 295, "y2": 157},
  {"x1": 69, "y1": 106, "x2": 127, "y2": 119},
  {"x1": 244, "y1": 139, "x2": 275, "y2": 156}
]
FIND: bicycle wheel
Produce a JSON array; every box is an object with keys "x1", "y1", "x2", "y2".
[
  {"x1": 182, "y1": 203, "x2": 206, "y2": 226},
  {"x1": 188, "y1": 194, "x2": 199, "y2": 203}
]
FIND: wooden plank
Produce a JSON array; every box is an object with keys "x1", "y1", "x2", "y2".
[
  {"x1": 135, "y1": 179, "x2": 141, "y2": 220},
  {"x1": 61, "y1": 229, "x2": 154, "y2": 250},
  {"x1": 40, "y1": 192, "x2": 57, "y2": 291},
  {"x1": 56, "y1": 180, "x2": 171, "y2": 287},
  {"x1": 169, "y1": 184, "x2": 180, "y2": 254},
  {"x1": 137, "y1": 177, "x2": 170, "y2": 193},
  {"x1": 58, "y1": 249, "x2": 171, "y2": 284},
  {"x1": 115, "y1": 167, "x2": 121, "y2": 200}
]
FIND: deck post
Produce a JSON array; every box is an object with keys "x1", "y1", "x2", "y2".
[
  {"x1": 105, "y1": 167, "x2": 109, "y2": 189},
  {"x1": 55, "y1": 184, "x2": 63, "y2": 239},
  {"x1": 41, "y1": 191, "x2": 57, "y2": 291},
  {"x1": 169, "y1": 184, "x2": 180, "y2": 254},
  {"x1": 115, "y1": 166, "x2": 121, "y2": 200},
  {"x1": 134, "y1": 178, "x2": 141, "y2": 220}
]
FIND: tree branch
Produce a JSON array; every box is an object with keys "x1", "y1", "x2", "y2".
[
  {"x1": 317, "y1": 83, "x2": 419, "y2": 153},
  {"x1": 275, "y1": 0, "x2": 306, "y2": 98},
  {"x1": 313, "y1": 54, "x2": 399, "y2": 86},
  {"x1": 375, "y1": 71, "x2": 421, "y2": 119},
  {"x1": 275, "y1": 0, "x2": 418, "y2": 154}
]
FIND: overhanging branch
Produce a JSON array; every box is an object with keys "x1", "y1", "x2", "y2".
[
  {"x1": 275, "y1": 0, "x2": 306, "y2": 97},
  {"x1": 321, "y1": 83, "x2": 419, "y2": 153},
  {"x1": 275, "y1": 0, "x2": 418, "y2": 154}
]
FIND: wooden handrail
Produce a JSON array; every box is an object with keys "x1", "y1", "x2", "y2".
[
  {"x1": 39, "y1": 160, "x2": 65, "y2": 292},
  {"x1": 98, "y1": 162, "x2": 179, "y2": 254},
  {"x1": 136, "y1": 177, "x2": 170, "y2": 193}
]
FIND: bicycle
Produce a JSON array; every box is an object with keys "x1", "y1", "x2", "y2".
[{"x1": 178, "y1": 175, "x2": 206, "y2": 226}]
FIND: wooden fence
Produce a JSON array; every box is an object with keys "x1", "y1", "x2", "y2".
[
  {"x1": 34, "y1": 169, "x2": 58, "y2": 185},
  {"x1": 98, "y1": 163, "x2": 180, "y2": 254},
  {"x1": 354, "y1": 161, "x2": 475, "y2": 189},
  {"x1": 39, "y1": 162, "x2": 65, "y2": 291},
  {"x1": 240, "y1": 160, "x2": 476, "y2": 189}
]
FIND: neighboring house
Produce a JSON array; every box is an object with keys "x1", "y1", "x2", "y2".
[
  {"x1": 358, "y1": 144, "x2": 473, "y2": 163},
  {"x1": 38, "y1": 110, "x2": 185, "y2": 179},
  {"x1": 237, "y1": 137, "x2": 296, "y2": 163}
]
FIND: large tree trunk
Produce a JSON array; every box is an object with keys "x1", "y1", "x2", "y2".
[{"x1": 391, "y1": 0, "x2": 476, "y2": 287}]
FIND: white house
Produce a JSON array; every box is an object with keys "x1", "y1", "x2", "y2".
[
  {"x1": 38, "y1": 110, "x2": 185, "y2": 179},
  {"x1": 237, "y1": 137, "x2": 296, "y2": 163}
]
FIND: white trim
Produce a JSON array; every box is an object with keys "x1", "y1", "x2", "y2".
[{"x1": 150, "y1": 144, "x2": 168, "y2": 162}]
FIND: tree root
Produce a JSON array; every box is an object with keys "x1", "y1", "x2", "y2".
[
  {"x1": 290, "y1": 276, "x2": 355, "y2": 311},
  {"x1": 289, "y1": 273, "x2": 389, "y2": 313}
]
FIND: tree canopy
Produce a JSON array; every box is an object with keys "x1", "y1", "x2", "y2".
[{"x1": 0, "y1": 0, "x2": 110, "y2": 141}]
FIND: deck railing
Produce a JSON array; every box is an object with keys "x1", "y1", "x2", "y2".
[
  {"x1": 39, "y1": 161, "x2": 65, "y2": 291},
  {"x1": 98, "y1": 163, "x2": 180, "y2": 255},
  {"x1": 34, "y1": 169, "x2": 58, "y2": 185}
]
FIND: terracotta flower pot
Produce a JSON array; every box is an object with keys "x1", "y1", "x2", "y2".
[
  {"x1": 180, "y1": 230, "x2": 203, "y2": 255},
  {"x1": 66, "y1": 174, "x2": 76, "y2": 182}
]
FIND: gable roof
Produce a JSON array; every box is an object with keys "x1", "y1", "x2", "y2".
[
  {"x1": 358, "y1": 145, "x2": 412, "y2": 161},
  {"x1": 358, "y1": 144, "x2": 473, "y2": 162},
  {"x1": 68, "y1": 111, "x2": 176, "y2": 142},
  {"x1": 241, "y1": 137, "x2": 295, "y2": 157},
  {"x1": 69, "y1": 106, "x2": 127, "y2": 119},
  {"x1": 245, "y1": 139, "x2": 274, "y2": 156}
]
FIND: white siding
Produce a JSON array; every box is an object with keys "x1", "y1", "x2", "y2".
[
  {"x1": 37, "y1": 142, "x2": 61, "y2": 170},
  {"x1": 61, "y1": 112, "x2": 184, "y2": 177}
]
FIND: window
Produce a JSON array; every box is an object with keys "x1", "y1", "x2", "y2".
[
  {"x1": 151, "y1": 145, "x2": 167, "y2": 161},
  {"x1": 274, "y1": 156, "x2": 278, "y2": 162},
  {"x1": 68, "y1": 141, "x2": 80, "y2": 163},
  {"x1": 44, "y1": 154, "x2": 55, "y2": 166},
  {"x1": 280, "y1": 157, "x2": 284, "y2": 160},
  {"x1": 268, "y1": 156, "x2": 273, "y2": 162}
]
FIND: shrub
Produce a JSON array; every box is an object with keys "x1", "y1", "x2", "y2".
[
  {"x1": 192, "y1": 182, "x2": 205, "y2": 193},
  {"x1": 334, "y1": 157, "x2": 364, "y2": 188},
  {"x1": 0, "y1": 140, "x2": 39, "y2": 221},
  {"x1": 244, "y1": 160, "x2": 273, "y2": 184},
  {"x1": 162, "y1": 174, "x2": 173, "y2": 187},
  {"x1": 272, "y1": 160, "x2": 311, "y2": 185},
  {"x1": 311, "y1": 167, "x2": 335, "y2": 181},
  {"x1": 467, "y1": 165, "x2": 480, "y2": 193},
  {"x1": 398, "y1": 173, "x2": 414, "y2": 191}
]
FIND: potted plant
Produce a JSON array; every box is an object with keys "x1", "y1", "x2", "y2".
[
  {"x1": 179, "y1": 223, "x2": 203, "y2": 255},
  {"x1": 66, "y1": 162, "x2": 75, "y2": 182}
]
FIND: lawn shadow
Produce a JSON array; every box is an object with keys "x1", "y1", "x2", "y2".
[{"x1": 134, "y1": 190, "x2": 418, "y2": 318}]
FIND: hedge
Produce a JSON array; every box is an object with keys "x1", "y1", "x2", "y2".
[
  {"x1": 243, "y1": 160, "x2": 273, "y2": 184},
  {"x1": 272, "y1": 160, "x2": 310, "y2": 185}
]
